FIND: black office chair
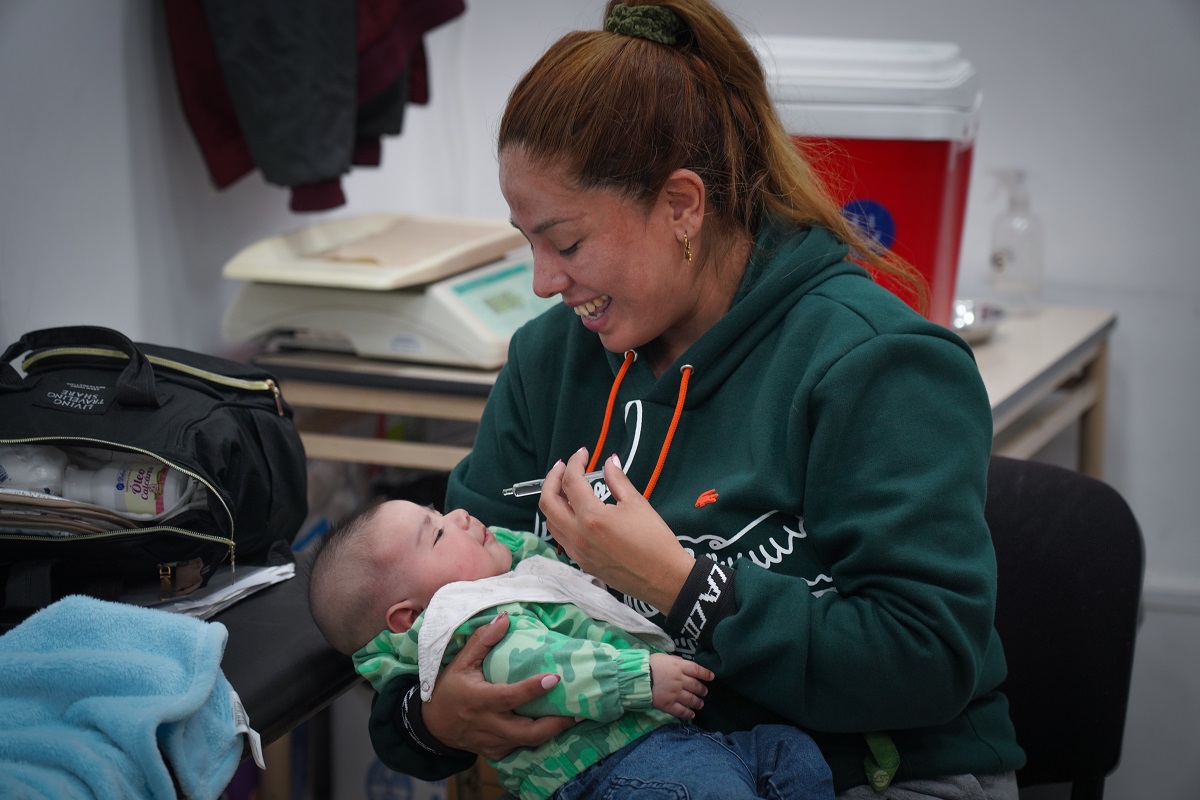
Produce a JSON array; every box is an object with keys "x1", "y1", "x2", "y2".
[{"x1": 985, "y1": 456, "x2": 1144, "y2": 800}]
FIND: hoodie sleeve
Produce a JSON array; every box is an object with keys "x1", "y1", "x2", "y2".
[
  {"x1": 367, "y1": 676, "x2": 476, "y2": 781},
  {"x1": 697, "y1": 330, "x2": 999, "y2": 734},
  {"x1": 488, "y1": 606, "x2": 654, "y2": 723}
]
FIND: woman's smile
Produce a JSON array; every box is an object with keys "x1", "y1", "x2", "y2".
[
  {"x1": 500, "y1": 146, "x2": 741, "y2": 371},
  {"x1": 573, "y1": 295, "x2": 611, "y2": 324}
]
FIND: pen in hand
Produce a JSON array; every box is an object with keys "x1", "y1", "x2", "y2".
[{"x1": 503, "y1": 470, "x2": 607, "y2": 497}]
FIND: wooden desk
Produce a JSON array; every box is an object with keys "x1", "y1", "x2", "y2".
[
  {"x1": 256, "y1": 304, "x2": 1116, "y2": 478},
  {"x1": 972, "y1": 305, "x2": 1116, "y2": 478},
  {"x1": 256, "y1": 353, "x2": 496, "y2": 472}
]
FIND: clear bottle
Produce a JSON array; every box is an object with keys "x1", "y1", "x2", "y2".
[
  {"x1": 0, "y1": 444, "x2": 71, "y2": 495},
  {"x1": 62, "y1": 461, "x2": 187, "y2": 515},
  {"x1": 988, "y1": 169, "x2": 1044, "y2": 316}
]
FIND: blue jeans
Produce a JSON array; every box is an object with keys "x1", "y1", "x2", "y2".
[{"x1": 552, "y1": 723, "x2": 833, "y2": 800}]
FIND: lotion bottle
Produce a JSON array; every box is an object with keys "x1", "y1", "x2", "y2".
[
  {"x1": 989, "y1": 169, "x2": 1044, "y2": 316},
  {"x1": 62, "y1": 461, "x2": 187, "y2": 515}
]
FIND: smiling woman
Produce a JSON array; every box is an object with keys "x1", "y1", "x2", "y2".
[
  {"x1": 363, "y1": 2, "x2": 1025, "y2": 798},
  {"x1": 500, "y1": 149, "x2": 737, "y2": 375}
]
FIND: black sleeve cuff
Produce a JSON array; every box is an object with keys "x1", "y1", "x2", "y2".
[
  {"x1": 392, "y1": 682, "x2": 475, "y2": 760},
  {"x1": 663, "y1": 557, "x2": 738, "y2": 651}
]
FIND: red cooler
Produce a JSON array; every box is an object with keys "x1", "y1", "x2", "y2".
[{"x1": 754, "y1": 37, "x2": 982, "y2": 327}]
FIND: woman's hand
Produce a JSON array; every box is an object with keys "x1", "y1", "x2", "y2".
[
  {"x1": 422, "y1": 612, "x2": 577, "y2": 760},
  {"x1": 539, "y1": 448, "x2": 696, "y2": 613},
  {"x1": 649, "y1": 653, "x2": 714, "y2": 720}
]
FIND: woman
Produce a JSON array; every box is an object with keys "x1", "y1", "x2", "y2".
[{"x1": 366, "y1": 2, "x2": 1025, "y2": 796}]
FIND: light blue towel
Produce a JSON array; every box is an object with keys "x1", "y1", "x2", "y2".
[{"x1": 0, "y1": 595, "x2": 245, "y2": 799}]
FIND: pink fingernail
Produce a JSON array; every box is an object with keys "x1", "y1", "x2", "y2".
[
  {"x1": 541, "y1": 674, "x2": 560, "y2": 690},
  {"x1": 609, "y1": 454, "x2": 622, "y2": 468}
]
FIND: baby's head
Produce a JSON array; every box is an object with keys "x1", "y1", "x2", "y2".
[{"x1": 309, "y1": 499, "x2": 513, "y2": 655}]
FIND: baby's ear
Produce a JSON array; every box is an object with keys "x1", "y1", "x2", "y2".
[{"x1": 386, "y1": 600, "x2": 422, "y2": 634}]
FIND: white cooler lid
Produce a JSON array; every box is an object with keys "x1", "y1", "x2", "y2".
[{"x1": 751, "y1": 36, "x2": 982, "y2": 141}]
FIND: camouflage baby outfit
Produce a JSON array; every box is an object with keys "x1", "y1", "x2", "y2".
[{"x1": 354, "y1": 528, "x2": 678, "y2": 800}]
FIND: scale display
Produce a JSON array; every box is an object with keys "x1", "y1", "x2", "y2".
[{"x1": 447, "y1": 261, "x2": 554, "y2": 337}]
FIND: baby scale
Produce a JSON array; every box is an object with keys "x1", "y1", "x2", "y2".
[{"x1": 221, "y1": 214, "x2": 556, "y2": 369}]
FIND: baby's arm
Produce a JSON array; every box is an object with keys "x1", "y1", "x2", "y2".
[
  {"x1": 487, "y1": 611, "x2": 707, "y2": 724},
  {"x1": 649, "y1": 653, "x2": 714, "y2": 721}
]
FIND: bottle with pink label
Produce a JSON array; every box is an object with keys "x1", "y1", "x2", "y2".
[{"x1": 62, "y1": 461, "x2": 187, "y2": 515}]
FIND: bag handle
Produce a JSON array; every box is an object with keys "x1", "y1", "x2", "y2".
[{"x1": 0, "y1": 326, "x2": 161, "y2": 407}]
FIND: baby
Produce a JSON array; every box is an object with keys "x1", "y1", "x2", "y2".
[{"x1": 309, "y1": 498, "x2": 833, "y2": 800}]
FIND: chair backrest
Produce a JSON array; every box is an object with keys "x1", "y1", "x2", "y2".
[{"x1": 985, "y1": 456, "x2": 1144, "y2": 800}]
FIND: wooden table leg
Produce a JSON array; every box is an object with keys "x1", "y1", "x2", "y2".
[{"x1": 1078, "y1": 339, "x2": 1109, "y2": 479}]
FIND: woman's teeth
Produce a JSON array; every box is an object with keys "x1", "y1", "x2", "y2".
[{"x1": 573, "y1": 296, "x2": 610, "y2": 317}]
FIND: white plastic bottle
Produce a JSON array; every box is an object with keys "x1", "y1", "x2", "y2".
[
  {"x1": 988, "y1": 169, "x2": 1044, "y2": 316},
  {"x1": 62, "y1": 461, "x2": 187, "y2": 515},
  {"x1": 0, "y1": 444, "x2": 71, "y2": 495}
]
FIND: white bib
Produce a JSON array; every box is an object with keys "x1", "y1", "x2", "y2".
[{"x1": 416, "y1": 556, "x2": 673, "y2": 700}]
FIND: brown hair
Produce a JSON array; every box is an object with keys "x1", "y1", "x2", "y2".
[{"x1": 498, "y1": 0, "x2": 927, "y2": 312}]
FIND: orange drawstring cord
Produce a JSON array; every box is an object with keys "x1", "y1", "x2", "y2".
[
  {"x1": 587, "y1": 351, "x2": 691, "y2": 501},
  {"x1": 642, "y1": 365, "x2": 691, "y2": 500},
  {"x1": 588, "y1": 351, "x2": 636, "y2": 472}
]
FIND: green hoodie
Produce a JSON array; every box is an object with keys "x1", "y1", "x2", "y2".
[{"x1": 369, "y1": 221, "x2": 1026, "y2": 793}]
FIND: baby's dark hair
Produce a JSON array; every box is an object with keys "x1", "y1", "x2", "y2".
[{"x1": 308, "y1": 497, "x2": 389, "y2": 656}]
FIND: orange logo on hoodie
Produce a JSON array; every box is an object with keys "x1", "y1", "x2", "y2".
[{"x1": 695, "y1": 489, "x2": 719, "y2": 508}]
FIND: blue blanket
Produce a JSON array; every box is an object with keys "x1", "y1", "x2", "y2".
[{"x1": 0, "y1": 595, "x2": 245, "y2": 799}]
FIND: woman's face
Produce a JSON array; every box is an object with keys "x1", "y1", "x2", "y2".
[{"x1": 500, "y1": 147, "x2": 722, "y2": 365}]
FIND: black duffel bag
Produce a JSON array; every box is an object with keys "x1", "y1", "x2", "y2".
[{"x1": 0, "y1": 326, "x2": 308, "y2": 620}]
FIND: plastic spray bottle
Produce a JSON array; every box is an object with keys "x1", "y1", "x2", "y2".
[
  {"x1": 0, "y1": 445, "x2": 71, "y2": 495},
  {"x1": 988, "y1": 169, "x2": 1044, "y2": 316}
]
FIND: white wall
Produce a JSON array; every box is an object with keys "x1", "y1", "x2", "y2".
[{"x1": 2, "y1": 1, "x2": 1198, "y2": 797}]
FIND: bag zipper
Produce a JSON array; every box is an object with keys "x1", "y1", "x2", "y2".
[
  {"x1": 21, "y1": 347, "x2": 285, "y2": 415},
  {"x1": 0, "y1": 528, "x2": 224, "y2": 602},
  {"x1": 0, "y1": 525, "x2": 231, "y2": 550},
  {"x1": 0, "y1": 435, "x2": 237, "y2": 570}
]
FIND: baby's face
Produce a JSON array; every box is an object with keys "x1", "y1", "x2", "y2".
[{"x1": 373, "y1": 500, "x2": 513, "y2": 608}]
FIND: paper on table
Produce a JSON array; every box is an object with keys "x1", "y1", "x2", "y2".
[
  {"x1": 222, "y1": 213, "x2": 527, "y2": 290},
  {"x1": 158, "y1": 562, "x2": 296, "y2": 619},
  {"x1": 320, "y1": 217, "x2": 506, "y2": 265},
  {"x1": 119, "y1": 561, "x2": 295, "y2": 619}
]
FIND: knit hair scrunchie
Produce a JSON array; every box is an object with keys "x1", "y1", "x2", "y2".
[{"x1": 605, "y1": 3, "x2": 686, "y2": 46}]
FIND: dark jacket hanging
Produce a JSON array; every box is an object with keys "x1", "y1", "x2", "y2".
[{"x1": 162, "y1": 0, "x2": 466, "y2": 212}]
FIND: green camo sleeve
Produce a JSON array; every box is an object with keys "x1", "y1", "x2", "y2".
[
  {"x1": 485, "y1": 605, "x2": 654, "y2": 723},
  {"x1": 492, "y1": 527, "x2": 562, "y2": 565}
]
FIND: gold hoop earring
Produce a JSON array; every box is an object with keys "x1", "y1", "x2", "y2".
[{"x1": 683, "y1": 232, "x2": 693, "y2": 264}]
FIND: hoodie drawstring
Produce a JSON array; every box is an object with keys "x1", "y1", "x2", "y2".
[
  {"x1": 587, "y1": 351, "x2": 636, "y2": 473},
  {"x1": 587, "y1": 351, "x2": 692, "y2": 502}
]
